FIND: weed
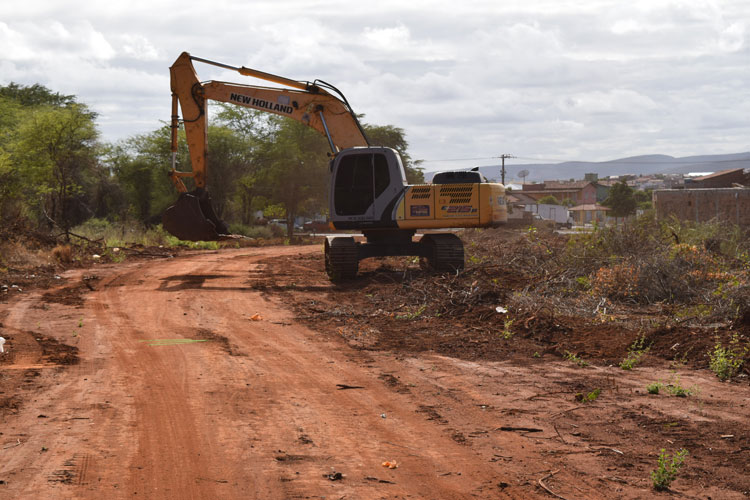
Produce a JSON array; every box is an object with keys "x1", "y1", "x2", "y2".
[
  {"x1": 646, "y1": 382, "x2": 662, "y2": 394},
  {"x1": 396, "y1": 304, "x2": 426, "y2": 320},
  {"x1": 575, "y1": 276, "x2": 590, "y2": 290},
  {"x1": 500, "y1": 319, "x2": 514, "y2": 339},
  {"x1": 673, "y1": 304, "x2": 713, "y2": 320},
  {"x1": 651, "y1": 448, "x2": 688, "y2": 491},
  {"x1": 575, "y1": 388, "x2": 601, "y2": 403},
  {"x1": 564, "y1": 350, "x2": 589, "y2": 367},
  {"x1": 467, "y1": 254, "x2": 483, "y2": 265},
  {"x1": 533, "y1": 352, "x2": 541, "y2": 358},
  {"x1": 708, "y1": 333, "x2": 748, "y2": 381},
  {"x1": 665, "y1": 375, "x2": 696, "y2": 397},
  {"x1": 620, "y1": 334, "x2": 651, "y2": 370},
  {"x1": 78, "y1": 318, "x2": 83, "y2": 328}
]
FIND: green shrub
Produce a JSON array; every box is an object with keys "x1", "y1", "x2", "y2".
[
  {"x1": 575, "y1": 388, "x2": 600, "y2": 403},
  {"x1": 651, "y1": 448, "x2": 688, "y2": 491},
  {"x1": 620, "y1": 335, "x2": 651, "y2": 370},
  {"x1": 500, "y1": 319, "x2": 514, "y2": 339},
  {"x1": 646, "y1": 382, "x2": 662, "y2": 394},
  {"x1": 708, "y1": 333, "x2": 748, "y2": 381}
]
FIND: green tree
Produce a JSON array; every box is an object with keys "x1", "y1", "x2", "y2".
[
  {"x1": 537, "y1": 195, "x2": 561, "y2": 205},
  {"x1": 603, "y1": 181, "x2": 637, "y2": 218},
  {"x1": 251, "y1": 117, "x2": 330, "y2": 239},
  {"x1": 108, "y1": 125, "x2": 189, "y2": 224},
  {"x1": 0, "y1": 82, "x2": 75, "y2": 108},
  {"x1": 634, "y1": 189, "x2": 653, "y2": 210},
  {"x1": 205, "y1": 125, "x2": 253, "y2": 219},
  {"x1": 209, "y1": 105, "x2": 421, "y2": 233},
  {"x1": 214, "y1": 104, "x2": 274, "y2": 142},
  {"x1": 0, "y1": 83, "x2": 105, "y2": 235},
  {"x1": 13, "y1": 103, "x2": 99, "y2": 235},
  {"x1": 363, "y1": 122, "x2": 424, "y2": 184},
  {"x1": 0, "y1": 149, "x2": 24, "y2": 231}
]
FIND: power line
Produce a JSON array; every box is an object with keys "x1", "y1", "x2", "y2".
[
  {"x1": 419, "y1": 154, "x2": 750, "y2": 166},
  {"x1": 418, "y1": 156, "x2": 498, "y2": 163}
]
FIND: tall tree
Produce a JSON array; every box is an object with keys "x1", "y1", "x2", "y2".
[
  {"x1": 13, "y1": 103, "x2": 99, "y2": 235},
  {"x1": 603, "y1": 181, "x2": 637, "y2": 218},
  {"x1": 251, "y1": 117, "x2": 330, "y2": 239},
  {"x1": 0, "y1": 82, "x2": 76, "y2": 108},
  {"x1": 363, "y1": 122, "x2": 424, "y2": 184},
  {"x1": 109, "y1": 125, "x2": 190, "y2": 224},
  {"x1": 204, "y1": 125, "x2": 253, "y2": 219},
  {"x1": 0, "y1": 84, "x2": 104, "y2": 235}
]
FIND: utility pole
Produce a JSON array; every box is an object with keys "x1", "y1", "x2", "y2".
[{"x1": 499, "y1": 154, "x2": 514, "y2": 185}]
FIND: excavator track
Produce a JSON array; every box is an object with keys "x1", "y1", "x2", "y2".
[
  {"x1": 325, "y1": 237, "x2": 359, "y2": 281},
  {"x1": 420, "y1": 233, "x2": 464, "y2": 272}
]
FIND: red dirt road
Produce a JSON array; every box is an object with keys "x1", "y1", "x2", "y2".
[{"x1": 1, "y1": 245, "x2": 749, "y2": 499}]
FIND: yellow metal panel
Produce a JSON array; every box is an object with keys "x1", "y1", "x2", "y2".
[
  {"x1": 404, "y1": 185, "x2": 434, "y2": 220},
  {"x1": 393, "y1": 182, "x2": 507, "y2": 230},
  {"x1": 436, "y1": 184, "x2": 479, "y2": 220}
]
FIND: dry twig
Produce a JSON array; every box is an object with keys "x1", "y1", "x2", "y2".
[{"x1": 538, "y1": 469, "x2": 569, "y2": 500}]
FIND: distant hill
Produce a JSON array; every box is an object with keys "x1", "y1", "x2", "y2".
[{"x1": 424, "y1": 152, "x2": 750, "y2": 183}]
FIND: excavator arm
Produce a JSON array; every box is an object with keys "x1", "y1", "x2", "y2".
[
  {"x1": 163, "y1": 52, "x2": 369, "y2": 240},
  {"x1": 167, "y1": 52, "x2": 369, "y2": 192}
]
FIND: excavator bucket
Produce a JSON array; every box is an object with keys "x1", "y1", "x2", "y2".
[{"x1": 162, "y1": 189, "x2": 229, "y2": 241}]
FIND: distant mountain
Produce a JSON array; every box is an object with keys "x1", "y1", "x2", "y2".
[{"x1": 424, "y1": 152, "x2": 750, "y2": 183}]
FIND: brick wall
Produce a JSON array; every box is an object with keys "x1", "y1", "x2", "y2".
[{"x1": 653, "y1": 188, "x2": 750, "y2": 225}]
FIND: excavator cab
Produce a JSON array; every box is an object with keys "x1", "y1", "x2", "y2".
[{"x1": 162, "y1": 188, "x2": 229, "y2": 241}]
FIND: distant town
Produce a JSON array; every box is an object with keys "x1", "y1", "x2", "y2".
[{"x1": 495, "y1": 168, "x2": 750, "y2": 227}]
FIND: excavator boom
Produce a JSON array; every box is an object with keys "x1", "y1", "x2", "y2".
[{"x1": 163, "y1": 52, "x2": 368, "y2": 240}]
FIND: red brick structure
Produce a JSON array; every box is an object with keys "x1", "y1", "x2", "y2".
[
  {"x1": 653, "y1": 188, "x2": 750, "y2": 225},
  {"x1": 521, "y1": 181, "x2": 597, "y2": 205}
]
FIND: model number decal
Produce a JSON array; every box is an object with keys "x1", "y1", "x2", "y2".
[{"x1": 442, "y1": 205, "x2": 477, "y2": 215}]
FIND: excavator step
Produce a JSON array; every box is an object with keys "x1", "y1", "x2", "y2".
[{"x1": 325, "y1": 237, "x2": 359, "y2": 281}]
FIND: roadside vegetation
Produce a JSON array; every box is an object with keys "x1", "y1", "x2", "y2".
[
  {"x1": 313, "y1": 216, "x2": 750, "y2": 376},
  {"x1": 0, "y1": 82, "x2": 423, "y2": 255}
]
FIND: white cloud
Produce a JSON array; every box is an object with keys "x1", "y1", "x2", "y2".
[{"x1": 1, "y1": 0, "x2": 748, "y2": 163}]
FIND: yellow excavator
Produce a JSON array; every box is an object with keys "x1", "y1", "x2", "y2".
[{"x1": 163, "y1": 52, "x2": 507, "y2": 280}]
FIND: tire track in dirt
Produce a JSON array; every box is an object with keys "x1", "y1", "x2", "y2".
[
  {"x1": 6, "y1": 246, "x2": 748, "y2": 498},
  {"x1": 77, "y1": 246, "x2": 527, "y2": 499}
]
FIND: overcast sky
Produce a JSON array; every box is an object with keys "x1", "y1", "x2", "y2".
[{"x1": 2, "y1": 0, "x2": 748, "y2": 171}]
